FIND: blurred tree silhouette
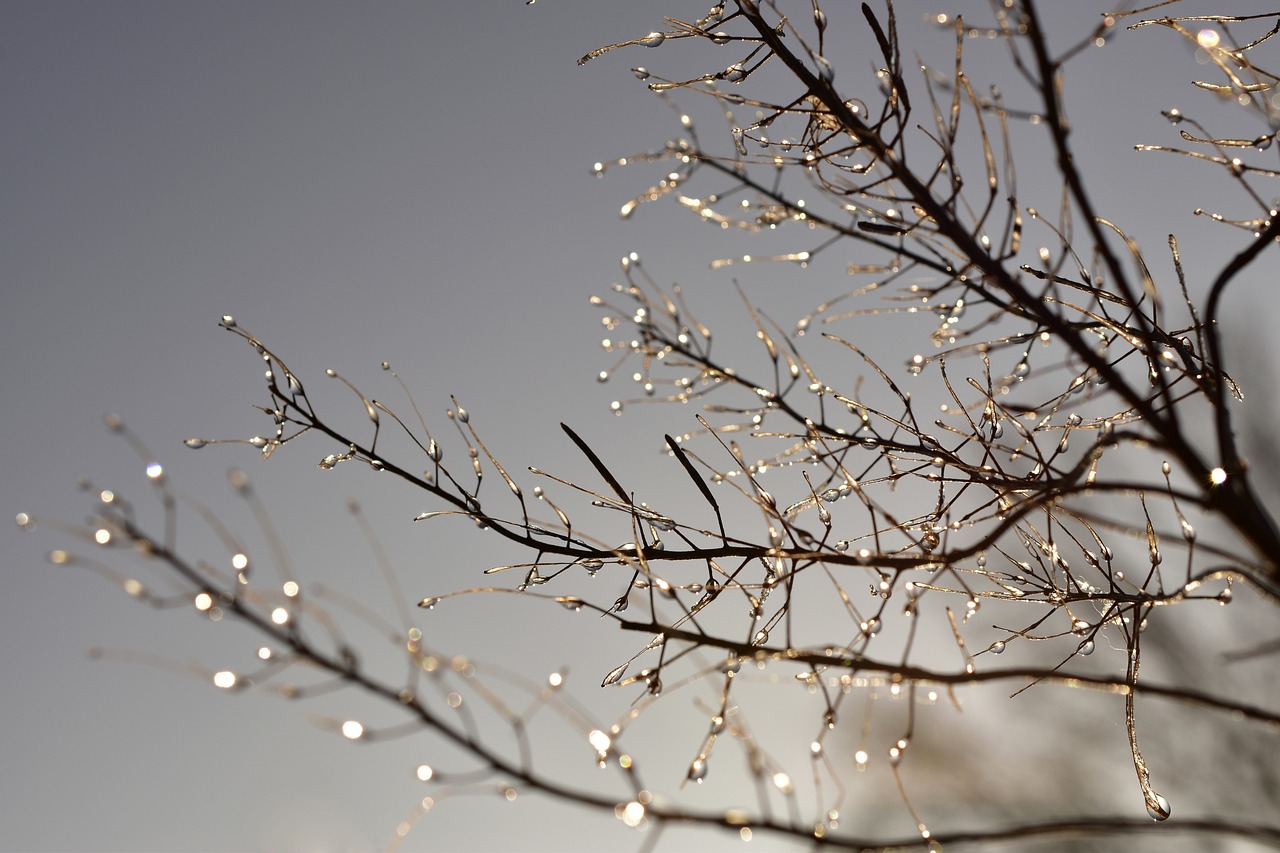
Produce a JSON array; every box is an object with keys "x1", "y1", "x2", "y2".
[{"x1": 25, "y1": 2, "x2": 1280, "y2": 850}]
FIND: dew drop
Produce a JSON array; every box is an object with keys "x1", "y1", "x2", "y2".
[
  {"x1": 184, "y1": 438, "x2": 209, "y2": 449},
  {"x1": 989, "y1": 640, "x2": 1006, "y2": 655},
  {"x1": 687, "y1": 758, "x2": 708, "y2": 783},
  {"x1": 638, "y1": 32, "x2": 664, "y2": 48}
]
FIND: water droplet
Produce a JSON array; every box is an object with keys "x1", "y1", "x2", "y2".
[
  {"x1": 813, "y1": 54, "x2": 835, "y2": 82},
  {"x1": 601, "y1": 663, "x2": 627, "y2": 686},
  {"x1": 990, "y1": 641, "x2": 1006, "y2": 655},
  {"x1": 687, "y1": 758, "x2": 708, "y2": 783},
  {"x1": 1078, "y1": 639, "x2": 1095, "y2": 655},
  {"x1": 418, "y1": 597, "x2": 440, "y2": 609},
  {"x1": 184, "y1": 438, "x2": 209, "y2": 449},
  {"x1": 1146, "y1": 793, "x2": 1171, "y2": 821},
  {"x1": 632, "y1": 66, "x2": 650, "y2": 80},
  {"x1": 638, "y1": 32, "x2": 664, "y2": 48}
]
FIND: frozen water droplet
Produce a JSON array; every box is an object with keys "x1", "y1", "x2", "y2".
[
  {"x1": 639, "y1": 32, "x2": 664, "y2": 48},
  {"x1": 1146, "y1": 793, "x2": 1171, "y2": 821},
  {"x1": 221, "y1": 315, "x2": 236, "y2": 327},
  {"x1": 601, "y1": 663, "x2": 627, "y2": 686},
  {"x1": 813, "y1": 54, "x2": 835, "y2": 82}
]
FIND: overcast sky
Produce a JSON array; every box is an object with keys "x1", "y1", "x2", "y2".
[{"x1": 4, "y1": 2, "x2": 1277, "y2": 851}]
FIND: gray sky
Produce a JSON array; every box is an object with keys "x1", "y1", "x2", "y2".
[{"x1": 4, "y1": 2, "x2": 1276, "y2": 851}]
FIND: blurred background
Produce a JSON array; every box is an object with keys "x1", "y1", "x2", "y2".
[{"x1": 4, "y1": 2, "x2": 1277, "y2": 850}]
